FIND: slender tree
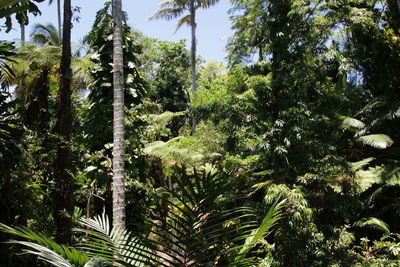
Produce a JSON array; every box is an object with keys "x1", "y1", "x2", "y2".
[
  {"x1": 49, "y1": 0, "x2": 62, "y2": 39},
  {"x1": 53, "y1": 0, "x2": 73, "y2": 244},
  {"x1": 151, "y1": 0, "x2": 220, "y2": 130},
  {"x1": 397, "y1": 0, "x2": 400, "y2": 14},
  {"x1": 20, "y1": 21, "x2": 25, "y2": 46},
  {"x1": 112, "y1": 0, "x2": 125, "y2": 228}
]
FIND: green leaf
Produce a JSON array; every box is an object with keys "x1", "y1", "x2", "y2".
[
  {"x1": 350, "y1": 157, "x2": 375, "y2": 171},
  {"x1": 235, "y1": 199, "x2": 286, "y2": 262},
  {"x1": 341, "y1": 116, "x2": 366, "y2": 130},
  {"x1": 84, "y1": 166, "x2": 97, "y2": 173},
  {"x1": 0, "y1": 223, "x2": 89, "y2": 266},
  {"x1": 357, "y1": 134, "x2": 394, "y2": 149},
  {"x1": 84, "y1": 257, "x2": 111, "y2": 267},
  {"x1": 353, "y1": 217, "x2": 390, "y2": 234}
]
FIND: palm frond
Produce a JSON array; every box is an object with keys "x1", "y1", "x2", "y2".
[
  {"x1": 197, "y1": 0, "x2": 220, "y2": 9},
  {"x1": 30, "y1": 23, "x2": 61, "y2": 46},
  {"x1": 175, "y1": 14, "x2": 190, "y2": 32},
  {"x1": 133, "y1": 168, "x2": 257, "y2": 266},
  {"x1": 234, "y1": 198, "x2": 286, "y2": 262},
  {"x1": 76, "y1": 214, "x2": 149, "y2": 266},
  {"x1": 0, "y1": 42, "x2": 16, "y2": 89},
  {"x1": 149, "y1": 7, "x2": 186, "y2": 21},
  {"x1": 341, "y1": 116, "x2": 366, "y2": 130},
  {"x1": 357, "y1": 134, "x2": 393, "y2": 149},
  {"x1": 350, "y1": 157, "x2": 375, "y2": 171},
  {"x1": 0, "y1": 223, "x2": 90, "y2": 266},
  {"x1": 8, "y1": 241, "x2": 75, "y2": 267},
  {"x1": 83, "y1": 257, "x2": 111, "y2": 267},
  {"x1": 30, "y1": 33, "x2": 50, "y2": 45},
  {"x1": 353, "y1": 217, "x2": 390, "y2": 234}
]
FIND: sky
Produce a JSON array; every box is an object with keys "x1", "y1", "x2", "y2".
[{"x1": 0, "y1": 0, "x2": 234, "y2": 63}]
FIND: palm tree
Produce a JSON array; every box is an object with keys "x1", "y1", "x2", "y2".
[
  {"x1": 30, "y1": 23, "x2": 62, "y2": 46},
  {"x1": 20, "y1": 20, "x2": 25, "y2": 46},
  {"x1": 151, "y1": 0, "x2": 220, "y2": 130},
  {"x1": 112, "y1": 0, "x2": 126, "y2": 229},
  {"x1": 48, "y1": 0, "x2": 62, "y2": 38},
  {"x1": 53, "y1": 0, "x2": 73, "y2": 245}
]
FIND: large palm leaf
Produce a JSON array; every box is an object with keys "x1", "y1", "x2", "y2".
[
  {"x1": 234, "y1": 199, "x2": 286, "y2": 262},
  {"x1": 76, "y1": 214, "x2": 148, "y2": 266},
  {"x1": 0, "y1": 223, "x2": 90, "y2": 266}
]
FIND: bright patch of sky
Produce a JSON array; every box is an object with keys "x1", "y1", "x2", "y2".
[{"x1": 0, "y1": 0, "x2": 234, "y2": 63}]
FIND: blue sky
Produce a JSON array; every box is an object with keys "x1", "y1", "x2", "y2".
[{"x1": 1, "y1": 0, "x2": 234, "y2": 62}]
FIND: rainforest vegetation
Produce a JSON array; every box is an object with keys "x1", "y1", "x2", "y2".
[{"x1": 1, "y1": 0, "x2": 400, "y2": 266}]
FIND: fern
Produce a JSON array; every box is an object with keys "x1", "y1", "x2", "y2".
[
  {"x1": 353, "y1": 217, "x2": 390, "y2": 234},
  {"x1": 357, "y1": 134, "x2": 393, "y2": 149}
]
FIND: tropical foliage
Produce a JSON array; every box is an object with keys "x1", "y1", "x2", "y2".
[{"x1": 1, "y1": 0, "x2": 400, "y2": 266}]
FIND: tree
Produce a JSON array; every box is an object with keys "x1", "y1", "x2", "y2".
[
  {"x1": 48, "y1": 0, "x2": 62, "y2": 39},
  {"x1": 81, "y1": 3, "x2": 146, "y2": 227},
  {"x1": 151, "y1": 0, "x2": 220, "y2": 130},
  {"x1": 147, "y1": 40, "x2": 191, "y2": 136},
  {"x1": 30, "y1": 23, "x2": 62, "y2": 46},
  {"x1": 112, "y1": 0, "x2": 125, "y2": 229},
  {"x1": 53, "y1": 0, "x2": 73, "y2": 244},
  {"x1": 227, "y1": 0, "x2": 269, "y2": 66}
]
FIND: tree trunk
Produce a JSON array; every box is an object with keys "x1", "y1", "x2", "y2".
[
  {"x1": 190, "y1": 1, "x2": 197, "y2": 132},
  {"x1": 258, "y1": 45, "x2": 263, "y2": 62},
  {"x1": 112, "y1": 0, "x2": 126, "y2": 229},
  {"x1": 396, "y1": 0, "x2": 400, "y2": 15},
  {"x1": 53, "y1": 0, "x2": 73, "y2": 245},
  {"x1": 57, "y1": 0, "x2": 62, "y2": 39},
  {"x1": 20, "y1": 20, "x2": 25, "y2": 47}
]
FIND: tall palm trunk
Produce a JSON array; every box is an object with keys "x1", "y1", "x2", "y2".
[
  {"x1": 190, "y1": 1, "x2": 197, "y2": 131},
  {"x1": 20, "y1": 21, "x2": 25, "y2": 46},
  {"x1": 53, "y1": 0, "x2": 73, "y2": 245},
  {"x1": 57, "y1": 0, "x2": 61, "y2": 38},
  {"x1": 112, "y1": 0, "x2": 125, "y2": 229},
  {"x1": 396, "y1": 0, "x2": 400, "y2": 15}
]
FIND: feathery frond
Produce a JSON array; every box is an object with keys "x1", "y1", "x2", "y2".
[
  {"x1": 353, "y1": 217, "x2": 390, "y2": 234},
  {"x1": 234, "y1": 198, "x2": 286, "y2": 262},
  {"x1": 0, "y1": 223, "x2": 90, "y2": 266},
  {"x1": 357, "y1": 134, "x2": 394, "y2": 149},
  {"x1": 30, "y1": 23, "x2": 61, "y2": 46}
]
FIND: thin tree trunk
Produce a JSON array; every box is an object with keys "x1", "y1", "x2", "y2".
[
  {"x1": 396, "y1": 0, "x2": 400, "y2": 15},
  {"x1": 20, "y1": 21, "x2": 25, "y2": 47},
  {"x1": 57, "y1": 0, "x2": 62, "y2": 39},
  {"x1": 190, "y1": 2, "x2": 197, "y2": 132},
  {"x1": 258, "y1": 46, "x2": 263, "y2": 62},
  {"x1": 53, "y1": 0, "x2": 73, "y2": 245},
  {"x1": 112, "y1": 0, "x2": 126, "y2": 229}
]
